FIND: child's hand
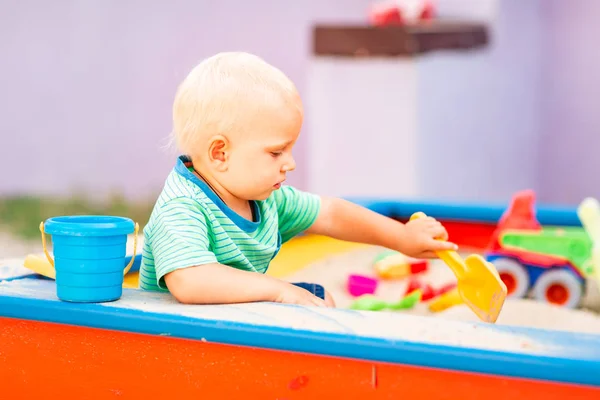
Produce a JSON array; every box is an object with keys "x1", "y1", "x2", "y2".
[
  {"x1": 273, "y1": 282, "x2": 329, "y2": 307},
  {"x1": 398, "y1": 216, "x2": 458, "y2": 258}
]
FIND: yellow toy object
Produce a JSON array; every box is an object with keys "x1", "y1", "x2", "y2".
[
  {"x1": 577, "y1": 197, "x2": 600, "y2": 284},
  {"x1": 410, "y1": 212, "x2": 507, "y2": 323},
  {"x1": 373, "y1": 250, "x2": 428, "y2": 279},
  {"x1": 428, "y1": 287, "x2": 463, "y2": 312},
  {"x1": 23, "y1": 254, "x2": 56, "y2": 279}
]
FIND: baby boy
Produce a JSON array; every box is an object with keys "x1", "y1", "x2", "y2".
[{"x1": 139, "y1": 52, "x2": 457, "y2": 307}]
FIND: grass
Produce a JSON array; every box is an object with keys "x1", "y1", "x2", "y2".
[{"x1": 0, "y1": 193, "x2": 156, "y2": 240}]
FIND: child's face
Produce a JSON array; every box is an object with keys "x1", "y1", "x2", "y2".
[{"x1": 220, "y1": 106, "x2": 302, "y2": 201}]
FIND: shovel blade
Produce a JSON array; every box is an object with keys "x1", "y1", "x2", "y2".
[{"x1": 458, "y1": 254, "x2": 507, "y2": 323}]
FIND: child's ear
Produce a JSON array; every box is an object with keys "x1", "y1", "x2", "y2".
[{"x1": 208, "y1": 135, "x2": 229, "y2": 171}]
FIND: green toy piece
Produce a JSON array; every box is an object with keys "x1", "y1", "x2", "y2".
[
  {"x1": 349, "y1": 289, "x2": 422, "y2": 311},
  {"x1": 500, "y1": 227, "x2": 594, "y2": 277}
]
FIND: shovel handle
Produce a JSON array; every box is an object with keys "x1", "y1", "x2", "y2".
[
  {"x1": 435, "y1": 249, "x2": 468, "y2": 281},
  {"x1": 409, "y1": 212, "x2": 467, "y2": 281}
]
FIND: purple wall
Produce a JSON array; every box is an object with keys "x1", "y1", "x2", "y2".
[
  {"x1": 1, "y1": 0, "x2": 598, "y2": 205},
  {"x1": 538, "y1": 0, "x2": 600, "y2": 204},
  {"x1": 416, "y1": 0, "x2": 543, "y2": 202},
  {"x1": 0, "y1": 0, "x2": 369, "y2": 199}
]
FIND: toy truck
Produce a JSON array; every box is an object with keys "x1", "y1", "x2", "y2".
[{"x1": 484, "y1": 190, "x2": 594, "y2": 308}]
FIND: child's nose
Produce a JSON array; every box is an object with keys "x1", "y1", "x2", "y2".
[{"x1": 283, "y1": 155, "x2": 296, "y2": 172}]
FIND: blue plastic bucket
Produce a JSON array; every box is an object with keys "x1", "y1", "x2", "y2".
[{"x1": 40, "y1": 215, "x2": 139, "y2": 303}]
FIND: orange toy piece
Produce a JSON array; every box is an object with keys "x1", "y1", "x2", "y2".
[
  {"x1": 373, "y1": 250, "x2": 428, "y2": 279},
  {"x1": 405, "y1": 278, "x2": 456, "y2": 301}
]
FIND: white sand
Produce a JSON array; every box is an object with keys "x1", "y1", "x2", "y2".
[
  {"x1": 4, "y1": 233, "x2": 599, "y2": 335},
  {"x1": 284, "y1": 246, "x2": 600, "y2": 335}
]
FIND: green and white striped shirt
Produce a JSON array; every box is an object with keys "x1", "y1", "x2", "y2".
[{"x1": 139, "y1": 155, "x2": 321, "y2": 292}]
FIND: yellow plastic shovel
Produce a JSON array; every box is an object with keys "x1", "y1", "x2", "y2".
[{"x1": 410, "y1": 212, "x2": 507, "y2": 323}]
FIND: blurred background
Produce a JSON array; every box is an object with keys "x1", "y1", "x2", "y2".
[{"x1": 1, "y1": 0, "x2": 599, "y2": 255}]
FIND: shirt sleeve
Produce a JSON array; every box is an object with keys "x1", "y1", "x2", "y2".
[
  {"x1": 150, "y1": 198, "x2": 217, "y2": 289},
  {"x1": 272, "y1": 185, "x2": 321, "y2": 243}
]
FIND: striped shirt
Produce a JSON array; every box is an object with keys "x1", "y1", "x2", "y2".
[{"x1": 139, "y1": 155, "x2": 321, "y2": 292}]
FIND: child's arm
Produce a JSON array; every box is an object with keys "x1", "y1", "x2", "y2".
[
  {"x1": 151, "y1": 198, "x2": 326, "y2": 307},
  {"x1": 306, "y1": 196, "x2": 458, "y2": 258},
  {"x1": 164, "y1": 264, "x2": 326, "y2": 307}
]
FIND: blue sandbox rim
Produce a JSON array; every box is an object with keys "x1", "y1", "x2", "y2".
[{"x1": 345, "y1": 197, "x2": 582, "y2": 226}]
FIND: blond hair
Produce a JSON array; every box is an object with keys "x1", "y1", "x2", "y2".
[{"x1": 171, "y1": 52, "x2": 302, "y2": 155}]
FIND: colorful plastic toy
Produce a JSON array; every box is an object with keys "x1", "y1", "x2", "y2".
[
  {"x1": 484, "y1": 191, "x2": 594, "y2": 308},
  {"x1": 428, "y1": 287, "x2": 463, "y2": 313},
  {"x1": 349, "y1": 289, "x2": 422, "y2": 311},
  {"x1": 405, "y1": 278, "x2": 456, "y2": 301},
  {"x1": 368, "y1": 0, "x2": 435, "y2": 26},
  {"x1": 35, "y1": 216, "x2": 139, "y2": 303},
  {"x1": 410, "y1": 212, "x2": 507, "y2": 323},
  {"x1": 373, "y1": 250, "x2": 428, "y2": 279},
  {"x1": 347, "y1": 274, "x2": 378, "y2": 297}
]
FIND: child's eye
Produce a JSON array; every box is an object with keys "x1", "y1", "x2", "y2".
[{"x1": 270, "y1": 152, "x2": 282, "y2": 157}]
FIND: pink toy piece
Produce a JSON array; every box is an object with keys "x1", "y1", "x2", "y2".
[{"x1": 347, "y1": 274, "x2": 378, "y2": 297}]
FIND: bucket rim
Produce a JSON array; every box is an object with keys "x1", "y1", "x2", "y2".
[{"x1": 44, "y1": 215, "x2": 135, "y2": 237}]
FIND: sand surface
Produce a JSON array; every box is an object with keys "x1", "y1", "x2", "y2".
[
  {"x1": 284, "y1": 246, "x2": 600, "y2": 335},
  {"x1": 4, "y1": 233, "x2": 600, "y2": 335}
]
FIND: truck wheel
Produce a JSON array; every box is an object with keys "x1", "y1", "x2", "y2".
[
  {"x1": 532, "y1": 269, "x2": 583, "y2": 308},
  {"x1": 492, "y1": 257, "x2": 530, "y2": 298}
]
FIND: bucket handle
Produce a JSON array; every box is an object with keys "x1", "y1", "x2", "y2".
[{"x1": 39, "y1": 221, "x2": 139, "y2": 276}]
